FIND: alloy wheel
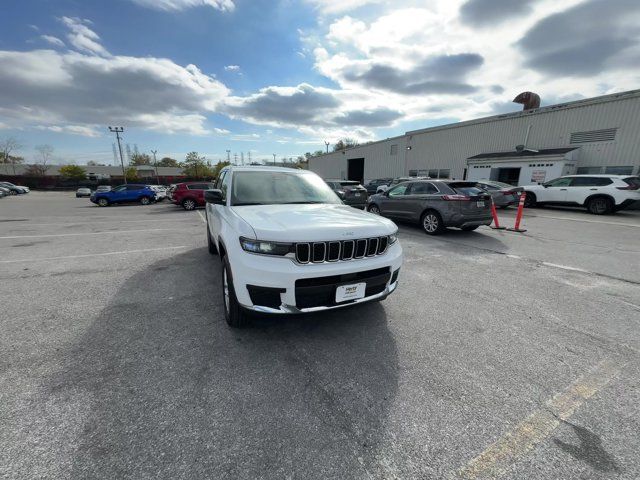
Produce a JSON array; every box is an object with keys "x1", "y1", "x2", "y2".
[
  {"x1": 369, "y1": 205, "x2": 380, "y2": 215},
  {"x1": 184, "y1": 199, "x2": 196, "y2": 210},
  {"x1": 423, "y1": 214, "x2": 439, "y2": 233}
]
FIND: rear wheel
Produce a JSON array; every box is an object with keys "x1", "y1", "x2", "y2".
[
  {"x1": 182, "y1": 198, "x2": 196, "y2": 211},
  {"x1": 421, "y1": 210, "x2": 445, "y2": 235},
  {"x1": 222, "y1": 255, "x2": 248, "y2": 328},
  {"x1": 460, "y1": 225, "x2": 479, "y2": 231},
  {"x1": 524, "y1": 192, "x2": 537, "y2": 207},
  {"x1": 140, "y1": 196, "x2": 151, "y2": 205},
  {"x1": 97, "y1": 198, "x2": 109, "y2": 207},
  {"x1": 368, "y1": 204, "x2": 380, "y2": 215},
  {"x1": 586, "y1": 196, "x2": 613, "y2": 215}
]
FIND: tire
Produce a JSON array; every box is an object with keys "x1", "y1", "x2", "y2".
[
  {"x1": 586, "y1": 196, "x2": 613, "y2": 215},
  {"x1": 182, "y1": 198, "x2": 197, "y2": 211},
  {"x1": 222, "y1": 255, "x2": 248, "y2": 328},
  {"x1": 10, "y1": 190, "x2": 17, "y2": 196},
  {"x1": 140, "y1": 196, "x2": 151, "y2": 205},
  {"x1": 368, "y1": 204, "x2": 381, "y2": 215},
  {"x1": 460, "y1": 225, "x2": 479, "y2": 231},
  {"x1": 207, "y1": 226, "x2": 218, "y2": 255},
  {"x1": 97, "y1": 198, "x2": 109, "y2": 207},
  {"x1": 524, "y1": 192, "x2": 537, "y2": 208},
  {"x1": 421, "y1": 210, "x2": 445, "y2": 235}
]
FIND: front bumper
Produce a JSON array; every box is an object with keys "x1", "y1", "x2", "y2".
[{"x1": 228, "y1": 240, "x2": 403, "y2": 314}]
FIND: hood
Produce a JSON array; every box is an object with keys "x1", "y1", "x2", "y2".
[{"x1": 232, "y1": 203, "x2": 397, "y2": 242}]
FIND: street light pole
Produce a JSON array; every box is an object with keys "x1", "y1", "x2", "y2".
[
  {"x1": 226, "y1": 150, "x2": 231, "y2": 163},
  {"x1": 272, "y1": 153, "x2": 276, "y2": 166},
  {"x1": 151, "y1": 149, "x2": 159, "y2": 184},
  {"x1": 325, "y1": 141, "x2": 330, "y2": 153},
  {"x1": 108, "y1": 126, "x2": 127, "y2": 184}
]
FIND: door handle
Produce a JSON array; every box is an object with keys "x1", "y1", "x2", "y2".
[
  {"x1": 560, "y1": 188, "x2": 567, "y2": 191},
  {"x1": 590, "y1": 188, "x2": 598, "y2": 190}
]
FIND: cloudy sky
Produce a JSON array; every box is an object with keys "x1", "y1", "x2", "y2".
[{"x1": 1, "y1": 0, "x2": 639, "y2": 164}]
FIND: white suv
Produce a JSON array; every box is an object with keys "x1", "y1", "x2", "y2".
[
  {"x1": 205, "y1": 166, "x2": 403, "y2": 327},
  {"x1": 524, "y1": 174, "x2": 640, "y2": 214}
]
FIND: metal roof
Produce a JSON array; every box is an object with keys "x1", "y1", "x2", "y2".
[{"x1": 467, "y1": 147, "x2": 578, "y2": 160}]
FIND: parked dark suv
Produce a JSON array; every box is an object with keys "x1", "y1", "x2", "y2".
[
  {"x1": 324, "y1": 180, "x2": 368, "y2": 209},
  {"x1": 366, "y1": 180, "x2": 492, "y2": 234},
  {"x1": 171, "y1": 182, "x2": 215, "y2": 210}
]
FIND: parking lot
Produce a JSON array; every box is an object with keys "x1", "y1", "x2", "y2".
[{"x1": 1, "y1": 192, "x2": 639, "y2": 479}]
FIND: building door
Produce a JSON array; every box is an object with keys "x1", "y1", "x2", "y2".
[
  {"x1": 348, "y1": 158, "x2": 364, "y2": 184},
  {"x1": 497, "y1": 168, "x2": 521, "y2": 185}
]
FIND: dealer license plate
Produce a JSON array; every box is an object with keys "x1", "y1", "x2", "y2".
[
  {"x1": 354, "y1": 193, "x2": 361, "y2": 197},
  {"x1": 476, "y1": 201, "x2": 485, "y2": 207},
  {"x1": 335, "y1": 283, "x2": 366, "y2": 303}
]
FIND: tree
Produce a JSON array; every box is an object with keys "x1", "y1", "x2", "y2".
[
  {"x1": 182, "y1": 151, "x2": 214, "y2": 179},
  {"x1": 87, "y1": 160, "x2": 105, "y2": 166},
  {"x1": 1, "y1": 137, "x2": 24, "y2": 175},
  {"x1": 130, "y1": 153, "x2": 152, "y2": 166},
  {"x1": 33, "y1": 144, "x2": 54, "y2": 176},
  {"x1": 333, "y1": 138, "x2": 358, "y2": 152},
  {"x1": 124, "y1": 166, "x2": 139, "y2": 182},
  {"x1": 59, "y1": 164, "x2": 87, "y2": 181},
  {"x1": 158, "y1": 157, "x2": 179, "y2": 167}
]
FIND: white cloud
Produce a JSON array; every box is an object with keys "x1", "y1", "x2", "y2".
[
  {"x1": 40, "y1": 35, "x2": 65, "y2": 47},
  {"x1": 0, "y1": 49, "x2": 229, "y2": 136},
  {"x1": 35, "y1": 125, "x2": 101, "y2": 137},
  {"x1": 213, "y1": 127, "x2": 231, "y2": 134},
  {"x1": 60, "y1": 17, "x2": 111, "y2": 57},
  {"x1": 224, "y1": 65, "x2": 240, "y2": 71},
  {"x1": 130, "y1": 0, "x2": 235, "y2": 12},
  {"x1": 305, "y1": 0, "x2": 384, "y2": 15}
]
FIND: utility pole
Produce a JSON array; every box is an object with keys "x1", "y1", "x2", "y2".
[
  {"x1": 226, "y1": 149, "x2": 231, "y2": 163},
  {"x1": 272, "y1": 153, "x2": 276, "y2": 166},
  {"x1": 234, "y1": 153, "x2": 238, "y2": 165},
  {"x1": 325, "y1": 141, "x2": 330, "y2": 153},
  {"x1": 248, "y1": 151, "x2": 251, "y2": 163},
  {"x1": 108, "y1": 126, "x2": 127, "y2": 184},
  {"x1": 151, "y1": 149, "x2": 159, "y2": 184}
]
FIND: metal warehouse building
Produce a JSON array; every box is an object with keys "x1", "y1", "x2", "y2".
[{"x1": 309, "y1": 89, "x2": 640, "y2": 186}]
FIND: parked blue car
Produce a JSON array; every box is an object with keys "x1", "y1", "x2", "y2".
[{"x1": 90, "y1": 184, "x2": 156, "y2": 206}]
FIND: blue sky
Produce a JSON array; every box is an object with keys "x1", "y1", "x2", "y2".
[{"x1": 1, "y1": 0, "x2": 639, "y2": 165}]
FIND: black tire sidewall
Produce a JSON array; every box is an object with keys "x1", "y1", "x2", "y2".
[
  {"x1": 421, "y1": 210, "x2": 444, "y2": 235},
  {"x1": 588, "y1": 197, "x2": 612, "y2": 215},
  {"x1": 221, "y1": 256, "x2": 246, "y2": 328}
]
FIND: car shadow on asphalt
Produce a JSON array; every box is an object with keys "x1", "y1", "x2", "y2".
[
  {"x1": 45, "y1": 248, "x2": 399, "y2": 479},
  {"x1": 396, "y1": 220, "x2": 509, "y2": 252}
]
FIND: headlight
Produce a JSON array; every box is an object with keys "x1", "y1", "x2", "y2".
[
  {"x1": 388, "y1": 232, "x2": 398, "y2": 245},
  {"x1": 239, "y1": 237, "x2": 293, "y2": 256}
]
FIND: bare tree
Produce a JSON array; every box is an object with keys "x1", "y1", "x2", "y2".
[
  {"x1": 31, "y1": 144, "x2": 54, "y2": 176},
  {"x1": 0, "y1": 137, "x2": 24, "y2": 175}
]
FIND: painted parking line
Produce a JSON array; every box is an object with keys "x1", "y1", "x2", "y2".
[
  {"x1": 453, "y1": 358, "x2": 621, "y2": 479},
  {"x1": 1, "y1": 218, "x2": 198, "y2": 227},
  {"x1": 502, "y1": 212, "x2": 640, "y2": 228},
  {"x1": 0, "y1": 228, "x2": 184, "y2": 240},
  {"x1": 197, "y1": 210, "x2": 206, "y2": 224},
  {"x1": 0, "y1": 245, "x2": 189, "y2": 263}
]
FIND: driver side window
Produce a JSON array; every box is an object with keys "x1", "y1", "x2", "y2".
[
  {"x1": 388, "y1": 184, "x2": 409, "y2": 197},
  {"x1": 113, "y1": 185, "x2": 126, "y2": 192}
]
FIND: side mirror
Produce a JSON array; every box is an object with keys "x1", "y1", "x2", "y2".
[{"x1": 204, "y1": 189, "x2": 224, "y2": 204}]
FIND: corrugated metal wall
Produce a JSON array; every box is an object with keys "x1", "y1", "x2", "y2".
[{"x1": 310, "y1": 92, "x2": 640, "y2": 181}]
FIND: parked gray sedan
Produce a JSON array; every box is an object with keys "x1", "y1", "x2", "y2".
[
  {"x1": 474, "y1": 180, "x2": 523, "y2": 208},
  {"x1": 367, "y1": 180, "x2": 493, "y2": 234}
]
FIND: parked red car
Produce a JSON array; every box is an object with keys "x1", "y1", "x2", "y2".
[{"x1": 170, "y1": 182, "x2": 215, "y2": 210}]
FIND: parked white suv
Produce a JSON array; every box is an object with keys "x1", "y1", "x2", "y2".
[
  {"x1": 205, "y1": 166, "x2": 403, "y2": 327},
  {"x1": 524, "y1": 175, "x2": 640, "y2": 214}
]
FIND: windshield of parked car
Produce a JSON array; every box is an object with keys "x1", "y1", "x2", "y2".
[{"x1": 231, "y1": 171, "x2": 342, "y2": 206}]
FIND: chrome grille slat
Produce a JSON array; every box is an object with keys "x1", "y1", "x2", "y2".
[{"x1": 295, "y1": 236, "x2": 390, "y2": 264}]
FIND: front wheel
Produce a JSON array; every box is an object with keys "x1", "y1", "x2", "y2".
[
  {"x1": 368, "y1": 204, "x2": 380, "y2": 215},
  {"x1": 140, "y1": 196, "x2": 151, "y2": 205},
  {"x1": 182, "y1": 198, "x2": 196, "y2": 211},
  {"x1": 524, "y1": 192, "x2": 537, "y2": 208},
  {"x1": 97, "y1": 198, "x2": 109, "y2": 207},
  {"x1": 222, "y1": 256, "x2": 248, "y2": 328},
  {"x1": 421, "y1": 210, "x2": 445, "y2": 235}
]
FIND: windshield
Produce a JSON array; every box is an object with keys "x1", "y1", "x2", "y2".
[{"x1": 231, "y1": 171, "x2": 342, "y2": 206}]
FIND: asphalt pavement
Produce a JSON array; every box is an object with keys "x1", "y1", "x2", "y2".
[{"x1": 1, "y1": 192, "x2": 639, "y2": 479}]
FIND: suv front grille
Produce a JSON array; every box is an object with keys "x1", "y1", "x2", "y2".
[{"x1": 295, "y1": 236, "x2": 389, "y2": 264}]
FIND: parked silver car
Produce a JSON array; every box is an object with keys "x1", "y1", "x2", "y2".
[
  {"x1": 367, "y1": 180, "x2": 492, "y2": 234},
  {"x1": 473, "y1": 180, "x2": 524, "y2": 208},
  {"x1": 76, "y1": 187, "x2": 92, "y2": 198}
]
